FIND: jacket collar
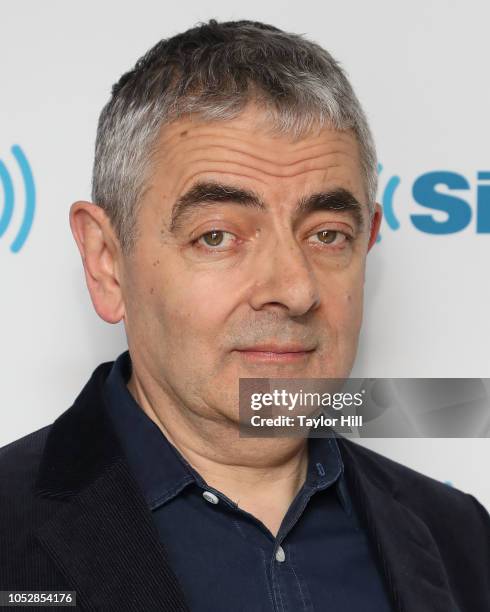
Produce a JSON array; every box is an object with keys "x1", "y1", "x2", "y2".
[{"x1": 34, "y1": 358, "x2": 460, "y2": 612}]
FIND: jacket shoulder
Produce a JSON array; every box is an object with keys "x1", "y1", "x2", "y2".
[
  {"x1": 341, "y1": 438, "x2": 490, "y2": 546},
  {"x1": 342, "y1": 438, "x2": 487, "y2": 503}
]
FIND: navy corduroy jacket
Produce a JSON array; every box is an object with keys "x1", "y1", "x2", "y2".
[{"x1": 0, "y1": 358, "x2": 489, "y2": 611}]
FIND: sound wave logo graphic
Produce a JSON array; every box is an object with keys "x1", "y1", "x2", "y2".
[
  {"x1": 377, "y1": 163, "x2": 401, "y2": 242},
  {"x1": 0, "y1": 145, "x2": 35, "y2": 253}
]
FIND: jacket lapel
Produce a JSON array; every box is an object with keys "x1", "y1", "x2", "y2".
[
  {"x1": 34, "y1": 361, "x2": 190, "y2": 611},
  {"x1": 339, "y1": 438, "x2": 462, "y2": 612}
]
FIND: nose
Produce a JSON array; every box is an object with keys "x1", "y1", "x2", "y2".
[{"x1": 248, "y1": 233, "x2": 321, "y2": 317}]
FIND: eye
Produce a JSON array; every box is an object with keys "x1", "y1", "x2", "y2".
[
  {"x1": 191, "y1": 228, "x2": 351, "y2": 253},
  {"x1": 194, "y1": 229, "x2": 236, "y2": 249},
  {"x1": 309, "y1": 229, "x2": 351, "y2": 247}
]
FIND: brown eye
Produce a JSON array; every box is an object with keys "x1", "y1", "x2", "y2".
[
  {"x1": 317, "y1": 230, "x2": 338, "y2": 244},
  {"x1": 202, "y1": 230, "x2": 224, "y2": 246}
]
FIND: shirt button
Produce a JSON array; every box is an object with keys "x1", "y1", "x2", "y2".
[
  {"x1": 275, "y1": 545, "x2": 286, "y2": 563},
  {"x1": 202, "y1": 491, "x2": 219, "y2": 504}
]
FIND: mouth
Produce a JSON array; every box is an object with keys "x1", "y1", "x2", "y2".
[{"x1": 234, "y1": 344, "x2": 316, "y2": 363}]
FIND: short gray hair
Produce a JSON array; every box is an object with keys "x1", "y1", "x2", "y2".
[{"x1": 92, "y1": 19, "x2": 377, "y2": 257}]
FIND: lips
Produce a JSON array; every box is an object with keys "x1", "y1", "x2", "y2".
[
  {"x1": 237, "y1": 344, "x2": 315, "y2": 353},
  {"x1": 234, "y1": 344, "x2": 316, "y2": 363}
]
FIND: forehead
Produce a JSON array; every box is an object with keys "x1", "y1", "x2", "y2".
[{"x1": 148, "y1": 106, "x2": 367, "y2": 204}]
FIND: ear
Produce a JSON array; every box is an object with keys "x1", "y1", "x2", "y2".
[
  {"x1": 367, "y1": 202, "x2": 383, "y2": 251},
  {"x1": 69, "y1": 201, "x2": 125, "y2": 324}
]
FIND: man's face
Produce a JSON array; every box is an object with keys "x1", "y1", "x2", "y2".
[{"x1": 119, "y1": 105, "x2": 380, "y2": 423}]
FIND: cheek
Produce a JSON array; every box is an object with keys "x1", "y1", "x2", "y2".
[
  {"x1": 342, "y1": 290, "x2": 363, "y2": 330},
  {"x1": 341, "y1": 285, "x2": 364, "y2": 346},
  {"x1": 155, "y1": 268, "x2": 233, "y2": 338},
  {"x1": 323, "y1": 268, "x2": 364, "y2": 333}
]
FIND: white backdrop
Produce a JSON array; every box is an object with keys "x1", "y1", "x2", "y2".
[{"x1": 1, "y1": 0, "x2": 489, "y2": 508}]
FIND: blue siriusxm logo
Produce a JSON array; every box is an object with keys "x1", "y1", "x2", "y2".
[
  {"x1": 0, "y1": 145, "x2": 35, "y2": 253},
  {"x1": 377, "y1": 163, "x2": 490, "y2": 241}
]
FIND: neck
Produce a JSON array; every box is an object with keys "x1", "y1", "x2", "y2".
[{"x1": 126, "y1": 372, "x2": 310, "y2": 537}]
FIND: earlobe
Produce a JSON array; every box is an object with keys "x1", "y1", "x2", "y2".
[
  {"x1": 69, "y1": 201, "x2": 125, "y2": 324},
  {"x1": 367, "y1": 203, "x2": 383, "y2": 251}
]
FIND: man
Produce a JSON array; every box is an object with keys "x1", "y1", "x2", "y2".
[{"x1": 0, "y1": 19, "x2": 488, "y2": 612}]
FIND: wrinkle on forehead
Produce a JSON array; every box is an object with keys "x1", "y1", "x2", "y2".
[
  {"x1": 145, "y1": 109, "x2": 368, "y2": 211},
  {"x1": 155, "y1": 119, "x2": 361, "y2": 167}
]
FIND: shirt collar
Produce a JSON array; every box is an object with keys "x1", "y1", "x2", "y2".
[{"x1": 103, "y1": 350, "x2": 351, "y2": 515}]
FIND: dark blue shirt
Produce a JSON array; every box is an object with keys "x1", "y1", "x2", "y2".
[{"x1": 103, "y1": 350, "x2": 393, "y2": 612}]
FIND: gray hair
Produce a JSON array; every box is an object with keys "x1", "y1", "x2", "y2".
[{"x1": 92, "y1": 19, "x2": 377, "y2": 256}]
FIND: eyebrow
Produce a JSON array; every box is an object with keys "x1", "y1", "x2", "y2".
[{"x1": 169, "y1": 181, "x2": 365, "y2": 233}]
